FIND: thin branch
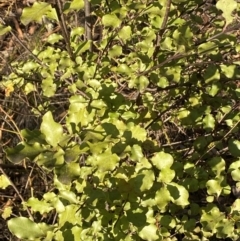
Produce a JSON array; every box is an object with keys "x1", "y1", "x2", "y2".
[
  {"x1": 0, "y1": 166, "x2": 34, "y2": 221},
  {"x1": 152, "y1": 0, "x2": 172, "y2": 60},
  {"x1": 144, "y1": 97, "x2": 181, "y2": 129},
  {"x1": 0, "y1": 106, "x2": 23, "y2": 142},
  {"x1": 196, "y1": 118, "x2": 240, "y2": 165},
  {"x1": 139, "y1": 52, "x2": 190, "y2": 76},
  {"x1": 0, "y1": 18, "x2": 45, "y2": 67},
  {"x1": 84, "y1": 0, "x2": 93, "y2": 52},
  {"x1": 55, "y1": 0, "x2": 74, "y2": 60}
]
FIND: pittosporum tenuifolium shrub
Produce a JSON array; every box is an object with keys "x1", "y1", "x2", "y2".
[{"x1": 0, "y1": 0, "x2": 240, "y2": 240}]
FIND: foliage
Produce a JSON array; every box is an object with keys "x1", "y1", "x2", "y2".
[{"x1": 0, "y1": 0, "x2": 240, "y2": 240}]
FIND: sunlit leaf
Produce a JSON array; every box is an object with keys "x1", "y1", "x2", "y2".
[
  {"x1": 102, "y1": 14, "x2": 121, "y2": 28},
  {"x1": 21, "y1": 2, "x2": 58, "y2": 25},
  {"x1": 216, "y1": 0, "x2": 237, "y2": 26},
  {"x1": 203, "y1": 65, "x2": 220, "y2": 83},
  {"x1": 118, "y1": 26, "x2": 132, "y2": 41},
  {"x1": 208, "y1": 157, "x2": 225, "y2": 177},
  {"x1": 206, "y1": 178, "x2": 223, "y2": 197},
  {"x1": 40, "y1": 111, "x2": 63, "y2": 147},
  {"x1": 87, "y1": 150, "x2": 119, "y2": 172},
  {"x1": 68, "y1": 0, "x2": 84, "y2": 10},
  {"x1": 228, "y1": 160, "x2": 240, "y2": 181},
  {"x1": 139, "y1": 224, "x2": 159, "y2": 241},
  {"x1": 2, "y1": 206, "x2": 12, "y2": 220},
  {"x1": 8, "y1": 217, "x2": 47, "y2": 240},
  {"x1": 131, "y1": 144, "x2": 143, "y2": 161},
  {"x1": 155, "y1": 187, "x2": 171, "y2": 211},
  {"x1": 158, "y1": 168, "x2": 175, "y2": 183},
  {"x1": 26, "y1": 197, "x2": 53, "y2": 214},
  {"x1": 203, "y1": 114, "x2": 215, "y2": 131},
  {"x1": 151, "y1": 152, "x2": 174, "y2": 170},
  {"x1": 0, "y1": 175, "x2": 11, "y2": 189},
  {"x1": 0, "y1": 25, "x2": 11, "y2": 35},
  {"x1": 167, "y1": 183, "x2": 189, "y2": 206}
]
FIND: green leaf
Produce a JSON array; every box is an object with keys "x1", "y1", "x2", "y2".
[
  {"x1": 203, "y1": 113, "x2": 215, "y2": 131},
  {"x1": 203, "y1": 65, "x2": 220, "y2": 83},
  {"x1": 56, "y1": 162, "x2": 81, "y2": 185},
  {"x1": 74, "y1": 41, "x2": 91, "y2": 55},
  {"x1": 198, "y1": 42, "x2": 218, "y2": 55},
  {"x1": 220, "y1": 65, "x2": 236, "y2": 79},
  {"x1": 8, "y1": 217, "x2": 46, "y2": 240},
  {"x1": 6, "y1": 142, "x2": 45, "y2": 164},
  {"x1": 206, "y1": 195, "x2": 215, "y2": 203},
  {"x1": 127, "y1": 122, "x2": 147, "y2": 142},
  {"x1": 102, "y1": 14, "x2": 121, "y2": 28},
  {"x1": 215, "y1": 218, "x2": 234, "y2": 239},
  {"x1": 167, "y1": 183, "x2": 189, "y2": 206},
  {"x1": 24, "y1": 82, "x2": 37, "y2": 94},
  {"x1": 41, "y1": 77, "x2": 57, "y2": 97},
  {"x1": 68, "y1": 0, "x2": 84, "y2": 11},
  {"x1": 47, "y1": 33, "x2": 63, "y2": 44},
  {"x1": 22, "y1": 61, "x2": 39, "y2": 72},
  {"x1": 0, "y1": 175, "x2": 11, "y2": 189},
  {"x1": 129, "y1": 76, "x2": 149, "y2": 92},
  {"x1": 26, "y1": 197, "x2": 53, "y2": 214},
  {"x1": 113, "y1": 63, "x2": 132, "y2": 74},
  {"x1": 40, "y1": 111, "x2": 63, "y2": 147},
  {"x1": 216, "y1": 0, "x2": 237, "y2": 26},
  {"x1": 21, "y1": 2, "x2": 58, "y2": 25},
  {"x1": 2, "y1": 206, "x2": 12, "y2": 220},
  {"x1": 158, "y1": 168, "x2": 175, "y2": 183},
  {"x1": 136, "y1": 157, "x2": 152, "y2": 172},
  {"x1": 180, "y1": 178, "x2": 199, "y2": 192},
  {"x1": 155, "y1": 187, "x2": 171, "y2": 211},
  {"x1": 207, "y1": 83, "x2": 220, "y2": 97},
  {"x1": 131, "y1": 144, "x2": 143, "y2": 161},
  {"x1": 59, "y1": 190, "x2": 78, "y2": 204},
  {"x1": 0, "y1": 25, "x2": 11, "y2": 35},
  {"x1": 139, "y1": 224, "x2": 159, "y2": 241},
  {"x1": 59, "y1": 204, "x2": 79, "y2": 228},
  {"x1": 208, "y1": 157, "x2": 226, "y2": 177},
  {"x1": 228, "y1": 160, "x2": 240, "y2": 181},
  {"x1": 228, "y1": 139, "x2": 240, "y2": 157},
  {"x1": 64, "y1": 144, "x2": 89, "y2": 163},
  {"x1": 151, "y1": 152, "x2": 174, "y2": 170},
  {"x1": 35, "y1": 149, "x2": 64, "y2": 169},
  {"x1": 172, "y1": 24, "x2": 193, "y2": 52},
  {"x1": 201, "y1": 204, "x2": 224, "y2": 234},
  {"x1": 160, "y1": 215, "x2": 176, "y2": 229},
  {"x1": 130, "y1": 169, "x2": 155, "y2": 192},
  {"x1": 109, "y1": 45, "x2": 122, "y2": 58},
  {"x1": 206, "y1": 177, "x2": 223, "y2": 197},
  {"x1": 86, "y1": 150, "x2": 119, "y2": 172},
  {"x1": 118, "y1": 26, "x2": 132, "y2": 41}
]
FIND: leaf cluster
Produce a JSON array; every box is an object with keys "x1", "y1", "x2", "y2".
[{"x1": 0, "y1": 0, "x2": 240, "y2": 240}]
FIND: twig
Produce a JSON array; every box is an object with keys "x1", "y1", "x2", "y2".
[
  {"x1": 0, "y1": 106, "x2": 23, "y2": 142},
  {"x1": 144, "y1": 97, "x2": 181, "y2": 129},
  {"x1": 0, "y1": 18, "x2": 45, "y2": 67},
  {"x1": 12, "y1": 17, "x2": 24, "y2": 39},
  {"x1": 196, "y1": 118, "x2": 240, "y2": 165},
  {"x1": 84, "y1": 0, "x2": 93, "y2": 52},
  {"x1": 152, "y1": 0, "x2": 172, "y2": 60},
  {"x1": 55, "y1": 0, "x2": 74, "y2": 60},
  {"x1": 0, "y1": 166, "x2": 34, "y2": 221},
  {"x1": 196, "y1": 22, "x2": 240, "y2": 45},
  {"x1": 139, "y1": 52, "x2": 191, "y2": 76}
]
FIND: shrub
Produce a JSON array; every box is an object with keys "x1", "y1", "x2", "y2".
[{"x1": 0, "y1": 0, "x2": 240, "y2": 240}]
